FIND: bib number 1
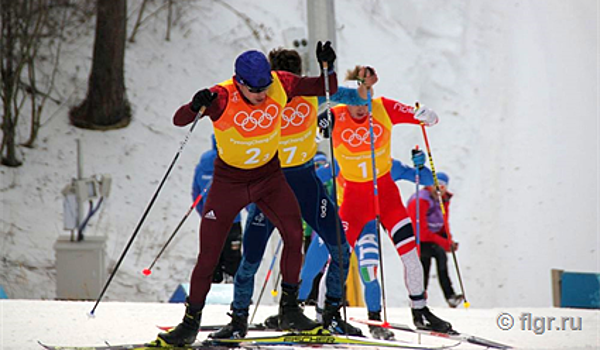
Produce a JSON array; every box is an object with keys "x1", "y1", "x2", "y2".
[
  {"x1": 358, "y1": 161, "x2": 368, "y2": 178},
  {"x1": 358, "y1": 161, "x2": 380, "y2": 178}
]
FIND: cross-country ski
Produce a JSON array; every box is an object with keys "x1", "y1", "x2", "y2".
[{"x1": 350, "y1": 318, "x2": 512, "y2": 349}]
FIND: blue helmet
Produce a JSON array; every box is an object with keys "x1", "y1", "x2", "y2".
[
  {"x1": 234, "y1": 50, "x2": 272, "y2": 89},
  {"x1": 437, "y1": 172, "x2": 449, "y2": 186},
  {"x1": 313, "y1": 153, "x2": 329, "y2": 168}
]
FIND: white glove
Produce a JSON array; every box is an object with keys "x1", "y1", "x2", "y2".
[{"x1": 414, "y1": 106, "x2": 439, "y2": 126}]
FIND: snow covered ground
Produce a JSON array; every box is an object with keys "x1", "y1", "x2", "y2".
[
  {"x1": 1, "y1": 300, "x2": 598, "y2": 350},
  {"x1": 0, "y1": 0, "x2": 598, "y2": 348}
]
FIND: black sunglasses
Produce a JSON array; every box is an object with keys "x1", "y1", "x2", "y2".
[
  {"x1": 245, "y1": 84, "x2": 271, "y2": 93},
  {"x1": 237, "y1": 76, "x2": 271, "y2": 93}
]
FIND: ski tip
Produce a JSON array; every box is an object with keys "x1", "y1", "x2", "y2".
[{"x1": 37, "y1": 341, "x2": 53, "y2": 350}]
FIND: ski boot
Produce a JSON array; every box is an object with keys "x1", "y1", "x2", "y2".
[
  {"x1": 154, "y1": 298, "x2": 203, "y2": 346},
  {"x1": 321, "y1": 298, "x2": 363, "y2": 336},
  {"x1": 446, "y1": 294, "x2": 464, "y2": 308},
  {"x1": 278, "y1": 284, "x2": 321, "y2": 333},
  {"x1": 368, "y1": 311, "x2": 395, "y2": 340},
  {"x1": 412, "y1": 306, "x2": 453, "y2": 333},
  {"x1": 264, "y1": 314, "x2": 281, "y2": 330},
  {"x1": 209, "y1": 308, "x2": 248, "y2": 339}
]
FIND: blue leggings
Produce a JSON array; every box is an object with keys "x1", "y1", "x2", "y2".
[
  {"x1": 300, "y1": 219, "x2": 382, "y2": 312},
  {"x1": 232, "y1": 160, "x2": 350, "y2": 310},
  {"x1": 298, "y1": 236, "x2": 330, "y2": 301}
]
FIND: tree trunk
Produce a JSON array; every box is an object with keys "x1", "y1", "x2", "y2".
[
  {"x1": 0, "y1": 0, "x2": 22, "y2": 167},
  {"x1": 70, "y1": 0, "x2": 131, "y2": 130}
]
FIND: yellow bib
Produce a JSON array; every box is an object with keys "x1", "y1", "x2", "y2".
[
  {"x1": 332, "y1": 98, "x2": 392, "y2": 182},
  {"x1": 213, "y1": 73, "x2": 287, "y2": 169},
  {"x1": 279, "y1": 96, "x2": 318, "y2": 168}
]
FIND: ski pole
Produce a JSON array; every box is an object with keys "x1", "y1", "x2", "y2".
[
  {"x1": 412, "y1": 146, "x2": 422, "y2": 257},
  {"x1": 270, "y1": 271, "x2": 281, "y2": 297},
  {"x1": 142, "y1": 180, "x2": 212, "y2": 276},
  {"x1": 250, "y1": 238, "x2": 283, "y2": 324},
  {"x1": 366, "y1": 89, "x2": 389, "y2": 324},
  {"x1": 89, "y1": 106, "x2": 207, "y2": 316},
  {"x1": 322, "y1": 60, "x2": 350, "y2": 327},
  {"x1": 415, "y1": 102, "x2": 469, "y2": 308}
]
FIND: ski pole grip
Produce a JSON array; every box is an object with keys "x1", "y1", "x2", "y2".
[{"x1": 412, "y1": 146, "x2": 424, "y2": 169}]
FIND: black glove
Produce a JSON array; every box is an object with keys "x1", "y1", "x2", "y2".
[
  {"x1": 316, "y1": 41, "x2": 336, "y2": 71},
  {"x1": 317, "y1": 110, "x2": 333, "y2": 138},
  {"x1": 191, "y1": 89, "x2": 217, "y2": 113},
  {"x1": 411, "y1": 148, "x2": 426, "y2": 169}
]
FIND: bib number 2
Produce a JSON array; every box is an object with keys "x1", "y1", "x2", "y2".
[{"x1": 245, "y1": 148, "x2": 270, "y2": 165}]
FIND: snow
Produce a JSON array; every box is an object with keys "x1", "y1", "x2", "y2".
[
  {"x1": 0, "y1": 0, "x2": 598, "y2": 349},
  {"x1": 2, "y1": 300, "x2": 599, "y2": 349}
]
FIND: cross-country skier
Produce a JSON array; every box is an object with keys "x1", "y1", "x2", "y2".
[
  {"x1": 192, "y1": 134, "x2": 243, "y2": 283},
  {"x1": 298, "y1": 155, "x2": 435, "y2": 340},
  {"x1": 153, "y1": 43, "x2": 338, "y2": 347},
  {"x1": 407, "y1": 172, "x2": 463, "y2": 308},
  {"x1": 209, "y1": 48, "x2": 377, "y2": 339},
  {"x1": 318, "y1": 66, "x2": 454, "y2": 333}
]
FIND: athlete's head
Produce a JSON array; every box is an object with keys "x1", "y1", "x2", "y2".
[
  {"x1": 344, "y1": 65, "x2": 377, "y2": 120},
  {"x1": 313, "y1": 152, "x2": 329, "y2": 169},
  {"x1": 268, "y1": 48, "x2": 302, "y2": 75},
  {"x1": 234, "y1": 50, "x2": 272, "y2": 105},
  {"x1": 428, "y1": 171, "x2": 450, "y2": 197}
]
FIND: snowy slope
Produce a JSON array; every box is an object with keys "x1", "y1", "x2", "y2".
[
  {"x1": 2, "y1": 300, "x2": 599, "y2": 350},
  {"x1": 0, "y1": 0, "x2": 598, "y2": 313}
]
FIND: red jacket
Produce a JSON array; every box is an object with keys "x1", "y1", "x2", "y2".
[
  {"x1": 173, "y1": 71, "x2": 337, "y2": 125},
  {"x1": 407, "y1": 189, "x2": 453, "y2": 251}
]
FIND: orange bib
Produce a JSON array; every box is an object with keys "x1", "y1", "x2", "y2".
[
  {"x1": 213, "y1": 73, "x2": 286, "y2": 169},
  {"x1": 279, "y1": 96, "x2": 318, "y2": 167},
  {"x1": 331, "y1": 98, "x2": 392, "y2": 182}
]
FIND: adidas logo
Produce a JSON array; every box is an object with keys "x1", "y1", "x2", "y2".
[{"x1": 204, "y1": 210, "x2": 217, "y2": 220}]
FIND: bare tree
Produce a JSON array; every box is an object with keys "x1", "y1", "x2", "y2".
[
  {"x1": 1, "y1": 1, "x2": 94, "y2": 166},
  {"x1": 128, "y1": 0, "x2": 175, "y2": 43},
  {"x1": 128, "y1": 0, "x2": 149, "y2": 43},
  {"x1": 0, "y1": 0, "x2": 48, "y2": 167},
  {"x1": 22, "y1": 4, "x2": 68, "y2": 148},
  {"x1": 165, "y1": 0, "x2": 172, "y2": 41},
  {"x1": 69, "y1": 0, "x2": 131, "y2": 130}
]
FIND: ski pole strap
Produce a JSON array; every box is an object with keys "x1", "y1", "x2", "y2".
[{"x1": 409, "y1": 293, "x2": 426, "y2": 301}]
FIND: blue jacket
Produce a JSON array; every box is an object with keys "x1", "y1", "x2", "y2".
[
  {"x1": 192, "y1": 135, "x2": 241, "y2": 222},
  {"x1": 390, "y1": 160, "x2": 434, "y2": 185}
]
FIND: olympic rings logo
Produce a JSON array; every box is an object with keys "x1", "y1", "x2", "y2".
[
  {"x1": 233, "y1": 104, "x2": 279, "y2": 132},
  {"x1": 281, "y1": 103, "x2": 310, "y2": 129},
  {"x1": 341, "y1": 125, "x2": 383, "y2": 147}
]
